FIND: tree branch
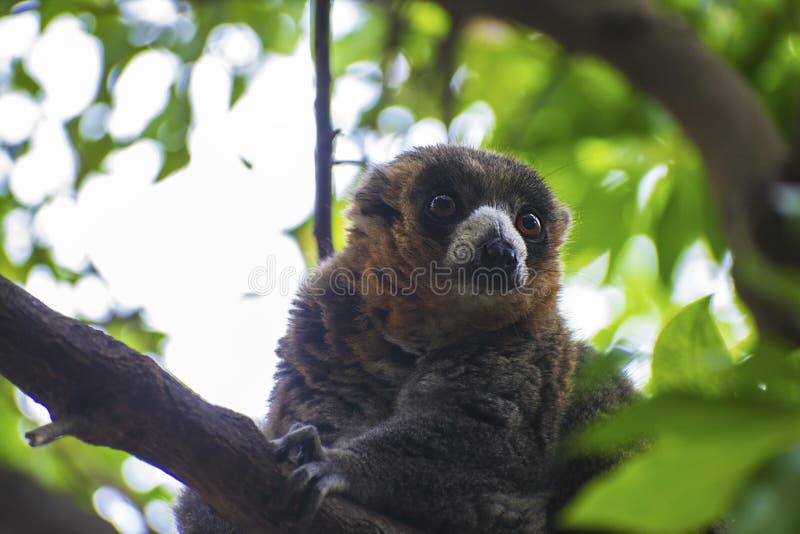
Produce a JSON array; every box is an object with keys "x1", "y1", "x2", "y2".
[
  {"x1": 0, "y1": 275, "x2": 414, "y2": 533},
  {"x1": 313, "y1": 0, "x2": 335, "y2": 261},
  {"x1": 435, "y1": 0, "x2": 798, "y2": 343}
]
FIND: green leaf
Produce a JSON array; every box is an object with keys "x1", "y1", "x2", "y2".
[
  {"x1": 11, "y1": 60, "x2": 40, "y2": 94},
  {"x1": 332, "y1": 4, "x2": 388, "y2": 76},
  {"x1": 287, "y1": 212, "x2": 317, "y2": 268},
  {"x1": 102, "y1": 314, "x2": 165, "y2": 356},
  {"x1": 157, "y1": 148, "x2": 189, "y2": 182},
  {"x1": 650, "y1": 296, "x2": 733, "y2": 395},
  {"x1": 731, "y1": 445, "x2": 800, "y2": 534},
  {"x1": 405, "y1": 2, "x2": 450, "y2": 37},
  {"x1": 563, "y1": 396, "x2": 800, "y2": 533},
  {"x1": 140, "y1": 86, "x2": 190, "y2": 181},
  {"x1": 231, "y1": 75, "x2": 248, "y2": 107}
]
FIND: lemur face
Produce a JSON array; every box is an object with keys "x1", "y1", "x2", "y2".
[
  {"x1": 411, "y1": 157, "x2": 561, "y2": 295},
  {"x1": 352, "y1": 145, "x2": 570, "y2": 294},
  {"x1": 347, "y1": 145, "x2": 570, "y2": 347}
]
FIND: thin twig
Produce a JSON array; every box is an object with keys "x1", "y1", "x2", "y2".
[
  {"x1": 333, "y1": 159, "x2": 367, "y2": 166},
  {"x1": 25, "y1": 417, "x2": 81, "y2": 447},
  {"x1": 439, "y1": 11, "x2": 464, "y2": 124},
  {"x1": 313, "y1": 0, "x2": 334, "y2": 260}
]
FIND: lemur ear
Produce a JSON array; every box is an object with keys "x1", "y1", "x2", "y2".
[
  {"x1": 550, "y1": 204, "x2": 572, "y2": 247},
  {"x1": 560, "y1": 206, "x2": 572, "y2": 230},
  {"x1": 352, "y1": 168, "x2": 402, "y2": 225}
]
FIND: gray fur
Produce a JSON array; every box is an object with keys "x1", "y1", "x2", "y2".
[{"x1": 175, "y1": 146, "x2": 633, "y2": 533}]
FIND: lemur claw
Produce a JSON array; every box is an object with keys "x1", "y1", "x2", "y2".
[
  {"x1": 272, "y1": 424, "x2": 349, "y2": 520},
  {"x1": 286, "y1": 462, "x2": 348, "y2": 520},
  {"x1": 271, "y1": 423, "x2": 326, "y2": 464}
]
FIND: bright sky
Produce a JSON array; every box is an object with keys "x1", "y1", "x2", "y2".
[
  {"x1": 0, "y1": 2, "x2": 748, "y2": 532},
  {"x1": 0, "y1": 1, "x2": 461, "y2": 422},
  {"x1": 0, "y1": 0, "x2": 749, "y2": 418}
]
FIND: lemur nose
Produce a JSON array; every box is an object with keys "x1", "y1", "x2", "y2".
[{"x1": 481, "y1": 239, "x2": 518, "y2": 273}]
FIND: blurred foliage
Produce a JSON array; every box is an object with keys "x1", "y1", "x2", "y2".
[
  {"x1": 0, "y1": 0, "x2": 798, "y2": 533},
  {"x1": 650, "y1": 296, "x2": 733, "y2": 395},
  {"x1": 564, "y1": 303, "x2": 800, "y2": 533},
  {"x1": 0, "y1": 0, "x2": 307, "y2": 531}
]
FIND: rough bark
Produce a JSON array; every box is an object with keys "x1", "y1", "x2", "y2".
[
  {"x1": 436, "y1": 0, "x2": 798, "y2": 343},
  {"x1": 0, "y1": 276, "x2": 413, "y2": 532}
]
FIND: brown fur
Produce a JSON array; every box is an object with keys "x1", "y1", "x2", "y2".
[
  {"x1": 175, "y1": 145, "x2": 632, "y2": 533},
  {"x1": 265, "y1": 146, "x2": 573, "y2": 443}
]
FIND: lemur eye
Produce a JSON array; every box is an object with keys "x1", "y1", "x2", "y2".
[
  {"x1": 428, "y1": 194, "x2": 456, "y2": 219},
  {"x1": 516, "y1": 212, "x2": 543, "y2": 240}
]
